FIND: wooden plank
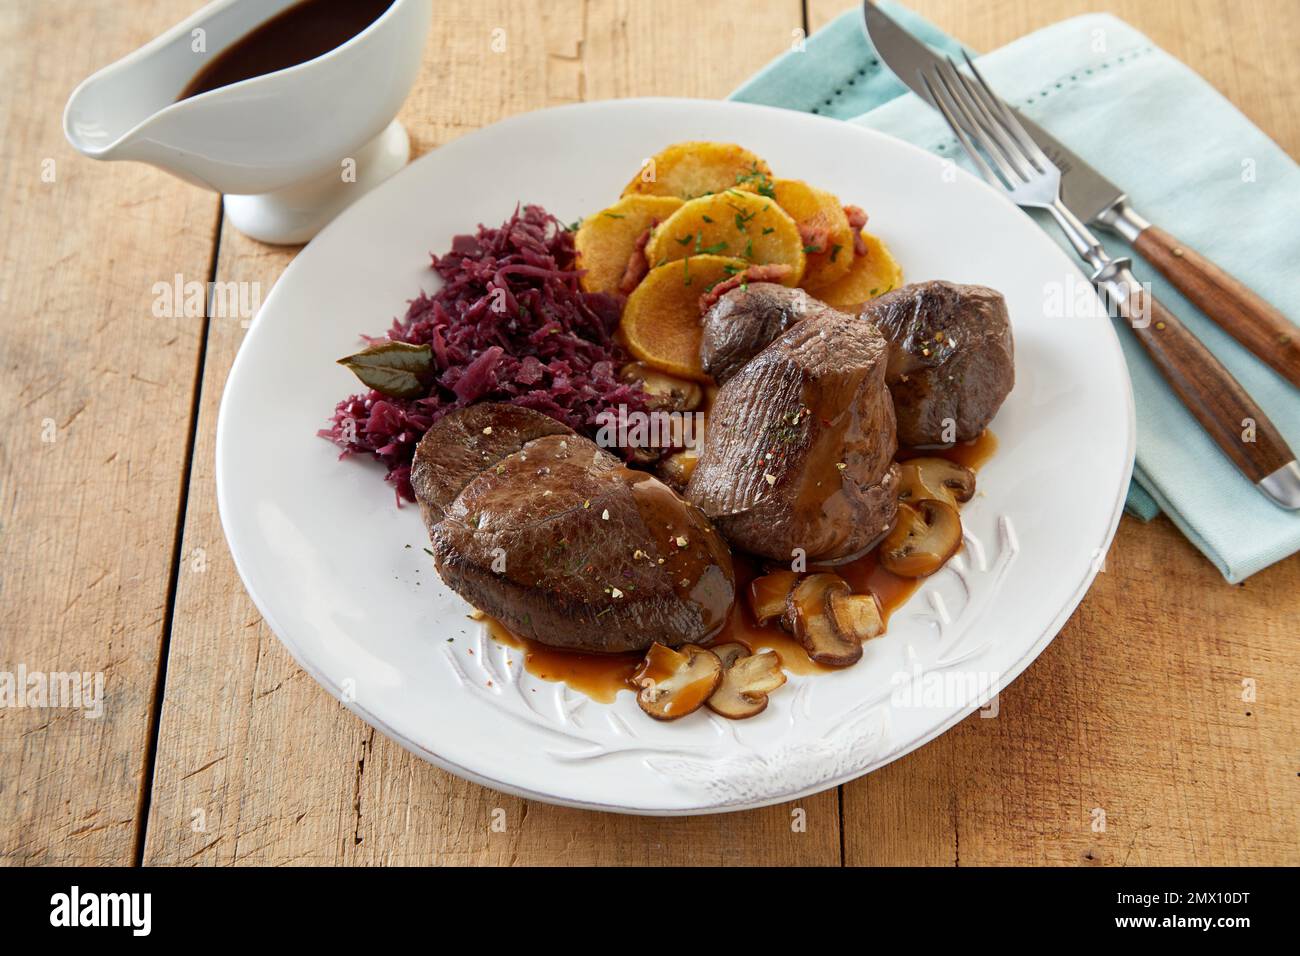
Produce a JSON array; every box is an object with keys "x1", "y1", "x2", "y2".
[
  {"x1": 806, "y1": 0, "x2": 1300, "y2": 864},
  {"x1": 810, "y1": 0, "x2": 1300, "y2": 157},
  {"x1": 142, "y1": 0, "x2": 837, "y2": 866},
  {"x1": 0, "y1": 0, "x2": 220, "y2": 864}
]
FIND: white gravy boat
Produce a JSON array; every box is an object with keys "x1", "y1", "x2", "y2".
[{"x1": 64, "y1": 0, "x2": 432, "y2": 244}]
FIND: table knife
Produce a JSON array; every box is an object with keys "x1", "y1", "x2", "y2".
[{"x1": 863, "y1": 1, "x2": 1300, "y2": 390}]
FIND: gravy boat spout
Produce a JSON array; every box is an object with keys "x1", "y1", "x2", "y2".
[{"x1": 64, "y1": 0, "x2": 432, "y2": 244}]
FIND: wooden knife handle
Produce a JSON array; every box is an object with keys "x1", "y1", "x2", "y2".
[
  {"x1": 1112, "y1": 276, "x2": 1294, "y2": 482},
  {"x1": 1134, "y1": 225, "x2": 1300, "y2": 389}
]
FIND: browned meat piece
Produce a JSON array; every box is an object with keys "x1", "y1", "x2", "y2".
[
  {"x1": 864, "y1": 281, "x2": 1014, "y2": 445},
  {"x1": 844, "y1": 205, "x2": 869, "y2": 255},
  {"x1": 686, "y1": 310, "x2": 899, "y2": 563},
  {"x1": 429, "y1": 432, "x2": 734, "y2": 652},
  {"x1": 410, "y1": 403, "x2": 572, "y2": 527},
  {"x1": 618, "y1": 227, "x2": 653, "y2": 294},
  {"x1": 697, "y1": 263, "x2": 793, "y2": 314},
  {"x1": 700, "y1": 282, "x2": 830, "y2": 386},
  {"x1": 798, "y1": 220, "x2": 831, "y2": 254}
]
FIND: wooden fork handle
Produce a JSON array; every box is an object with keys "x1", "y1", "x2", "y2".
[
  {"x1": 1133, "y1": 225, "x2": 1300, "y2": 389},
  {"x1": 1105, "y1": 269, "x2": 1295, "y2": 484}
]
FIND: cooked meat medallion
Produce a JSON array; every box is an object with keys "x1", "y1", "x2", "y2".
[
  {"x1": 414, "y1": 404, "x2": 735, "y2": 653},
  {"x1": 864, "y1": 281, "x2": 1014, "y2": 446},
  {"x1": 686, "y1": 309, "x2": 901, "y2": 563},
  {"x1": 700, "y1": 283, "x2": 821, "y2": 385}
]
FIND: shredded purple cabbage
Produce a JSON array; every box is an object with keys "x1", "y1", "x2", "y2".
[{"x1": 321, "y1": 204, "x2": 647, "y2": 502}]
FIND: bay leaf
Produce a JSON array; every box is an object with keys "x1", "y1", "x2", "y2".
[{"x1": 337, "y1": 340, "x2": 432, "y2": 399}]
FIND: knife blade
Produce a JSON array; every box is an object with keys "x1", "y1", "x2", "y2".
[
  {"x1": 862, "y1": 1, "x2": 1126, "y2": 222},
  {"x1": 862, "y1": 0, "x2": 1300, "y2": 389}
]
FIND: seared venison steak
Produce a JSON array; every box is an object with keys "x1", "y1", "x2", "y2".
[
  {"x1": 864, "y1": 281, "x2": 1013, "y2": 445},
  {"x1": 686, "y1": 310, "x2": 900, "y2": 563},
  {"x1": 701, "y1": 283, "x2": 822, "y2": 385},
  {"x1": 416, "y1": 407, "x2": 734, "y2": 653},
  {"x1": 410, "y1": 402, "x2": 572, "y2": 527}
]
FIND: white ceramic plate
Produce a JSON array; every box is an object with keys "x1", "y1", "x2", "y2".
[{"x1": 217, "y1": 98, "x2": 1134, "y2": 814}]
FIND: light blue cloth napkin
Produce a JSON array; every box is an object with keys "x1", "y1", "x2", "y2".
[{"x1": 732, "y1": 3, "x2": 1300, "y2": 582}]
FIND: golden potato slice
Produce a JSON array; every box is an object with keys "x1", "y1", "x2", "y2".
[
  {"x1": 620, "y1": 255, "x2": 748, "y2": 381},
  {"x1": 811, "y1": 231, "x2": 904, "y2": 313},
  {"x1": 644, "y1": 191, "x2": 805, "y2": 285},
  {"x1": 772, "y1": 178, "x2": 855, "y2": 290},
  {"x1": 622, "y1": 142, "x2": 775, "y2": 200},
  {"x1": 574, "y1": 195, "x2": 684, "y2": 295}
]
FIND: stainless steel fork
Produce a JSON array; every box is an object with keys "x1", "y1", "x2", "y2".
[{"x1": 921, "y1": 54, "x2": 1300, "y2": 509}]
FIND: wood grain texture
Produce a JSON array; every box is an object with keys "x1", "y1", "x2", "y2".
[
  {"x1": 141, "y1": 0, "x2": 838, "y2": 866},
  {"x1": 816, "y1": 0, "x2": 1300, "y2": 865},
  {"x1": 1133, "y1": 225, "x2": 1300, "y2": 388},
  {"x1": 3, "y1": 0, "x2": 1297, "y2": 867},
  {"x1": 1124, "y1": 292, "x2": 1293, "y2": 481},
  {"x1": 0, "y1": 0, "x2": 220, "y2": 865}
]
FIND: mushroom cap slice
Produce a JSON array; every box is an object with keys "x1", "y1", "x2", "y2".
[
  {"x1": 827, "y1": 591, "x2": 885, "y2": 643},
  {"x1": 633, "y1": 643, "x2": 722, "y2": 720},
  {"x1": 621, "y1": 362, "x2": 705, "y2": 412},
  {"x1": 787, "y1": 573, "x2": 862, "y2": 666},
  {"x1": 897, "y1": 457, "x2": 976, "y2": 509},
  {"x1": 879, "y1": 499, "x2": 962, "y2": 577},
  {"x1": 749, "y1": 570, "x2": 798, "y2": 628},
  {"x1": 706, "y1": 642, "x2": 787, "y2": 719}
]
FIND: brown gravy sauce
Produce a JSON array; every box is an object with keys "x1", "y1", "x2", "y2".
[
  {"x1": 485, "y1": 429, "x2": 997, "y2": 703},
  {"x1": 177, "y1": 0, "x2": 395, "y2": 101}
]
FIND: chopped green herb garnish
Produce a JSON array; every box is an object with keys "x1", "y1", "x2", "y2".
[{"x1": 830, "y1": 244, "x2": 843, "y2": 262}]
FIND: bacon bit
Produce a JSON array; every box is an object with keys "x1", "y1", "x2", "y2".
[
  {"x1": 844, "y1": 205, "x2": 870, "y2": 256},
  {"x1": 698, "y1": 263, "x2": 794, "y2": 314},
  {"x1": 797, "y1": 220, "x2": 831, "y2": 254},
  {"x1": 618, "y1": 227, "x2": 654, "y2": 294}
]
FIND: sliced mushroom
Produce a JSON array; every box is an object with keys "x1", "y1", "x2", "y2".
[
  {"x1": 879, "y1": 499, "x2": 962, "y2": 577},
  {"x1": 897, "y1": 457, "x2": 976, "y2": 509},
  {"x1": 621, "y1": 362, "x2": 704, "y2": 412},
  {"x1": 706, "y1": 643, "x2": 787, "y2": 719},
  {"x1": 749, "y1": 570, "x2": 798, "y2": 627},
  {"x1": 827, "y1": 591, "x2": 885, "y2": 643},
  {"x1": 633, "y1": 643, "x2": 722, "y2": 720},
  {"x1": 657, "y1": 446, "x2": 700, "y2": 490},
  {"x1": 786, "y1": 573, "x2": 861, "y2": 666}
]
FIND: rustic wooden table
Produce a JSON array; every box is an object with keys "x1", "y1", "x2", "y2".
[{"x1": 2, "y1": 0, "x2": 1297, "y2": 867}]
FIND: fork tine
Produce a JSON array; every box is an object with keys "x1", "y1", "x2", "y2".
[
  {"x1": 942, "y1": 58, "x2": 1037, "y2": 181},
  {"x1": 930, "y1": 61, "x2": 1025, "y2": 186},
  {"x1": 920, "y1": 71, "x2": 1004, "y2": 191},
  {"x1": 961, "y1": 50, "x2": 1053, "y2": 171}
]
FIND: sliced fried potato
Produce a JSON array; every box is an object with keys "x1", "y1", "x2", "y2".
[
  {"x1": 620, "y1": 255, "x2": 748, "y2": 381},
  {"x1": 810, "y1": 230, "x2": 904, "y2": 313},
  {"x1": 772, "y1": 179, "x2": 855, "y2": 290},
  {"x1": 574, "y1": 195, "x2": 684, "y2": 295},
  {"x1": 644, "y1": 191, "x2": 805, "y2": 284},
  {"x1": 622, "y1": 142, "x2": 775, "y2": 200}
]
